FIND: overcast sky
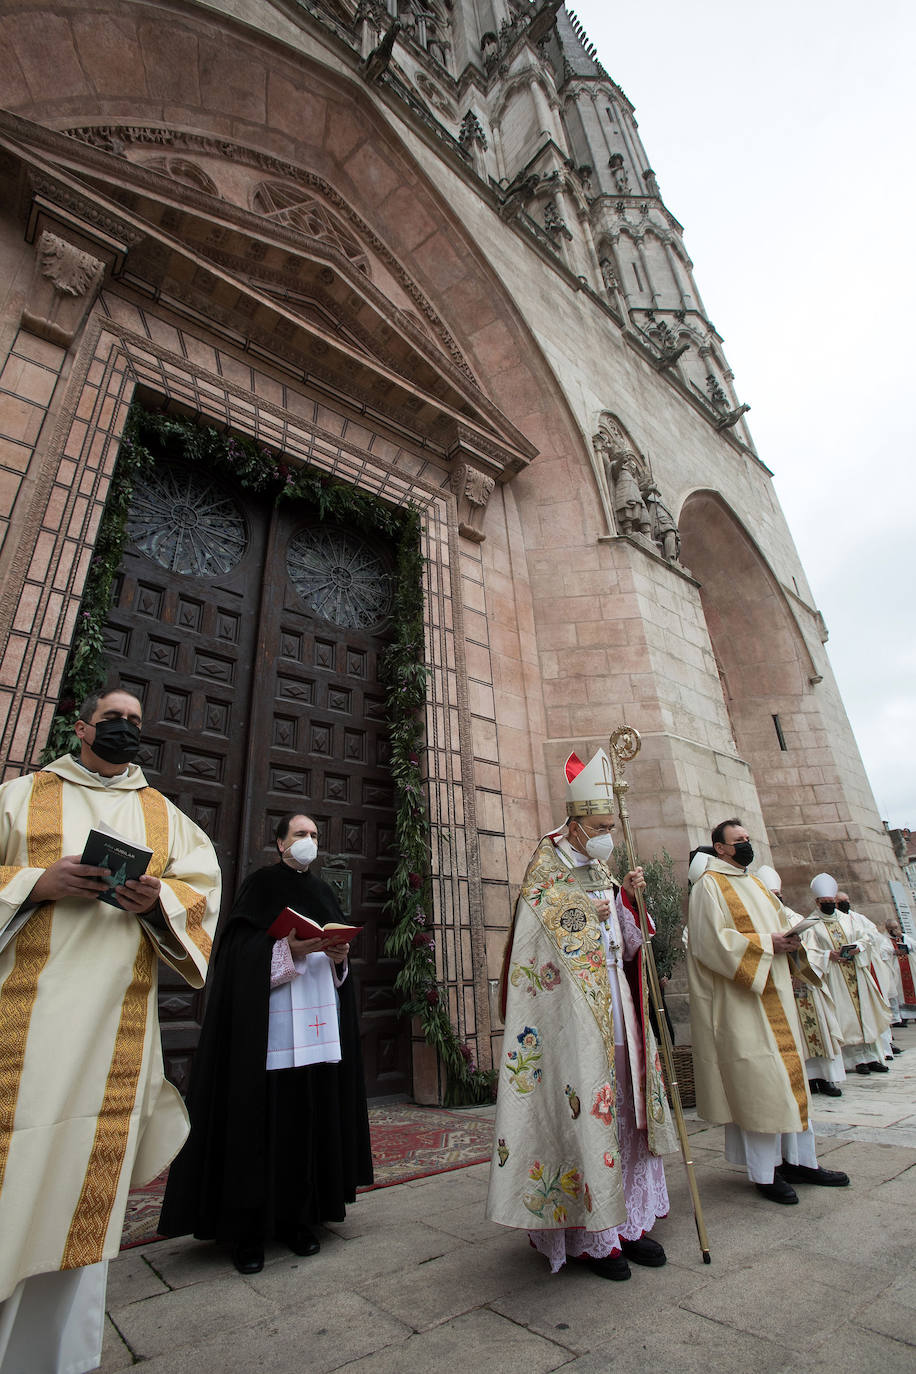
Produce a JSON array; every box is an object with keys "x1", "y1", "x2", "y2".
[{"x1": 569, "y1": 0, "x2": 915, "y2": 827}]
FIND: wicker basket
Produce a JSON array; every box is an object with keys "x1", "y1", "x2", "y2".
[{"x1": 668, "y1": 1045, "x2": 696, "y2": 1108}]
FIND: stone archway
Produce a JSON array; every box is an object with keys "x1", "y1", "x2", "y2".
[{"x1": 678, "y1": 490, "x2": 846, "y2": 907}]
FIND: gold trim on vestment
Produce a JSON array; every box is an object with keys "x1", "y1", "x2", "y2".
[
  {"x1": 139, "y1": 789, "x2": 212, "y2": 960},
  {"x1": 734, "y1": 941, "x2": 764, "y2": 991},
  {"x1": 822, "y1": 918, "x2": 863, "y2": 1027},
  {"x1": 162, "y1": 878, "x2": 211, "y2": 959},
  {"x1": 708, "y1": 870, "x2": 808, "y2": 1129},
  {"x1": 61, "y1": 938, "x2": 154, "y2": 1269},
  {"x1": 0, "y1": 772, "x2": 63, "y2": 1188}
]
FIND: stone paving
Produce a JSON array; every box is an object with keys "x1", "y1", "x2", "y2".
[{"x1": 101, "y1": 1024, "x2": 916, "y2": 1373}]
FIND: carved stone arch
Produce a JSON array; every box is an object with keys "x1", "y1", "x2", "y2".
[
  {"x1": 138, "y1": 156, "x2": 220, "y2": 198},
  {"x1": 250, "y1": 180, "x2": 372, "y2": 276},
  {"x1": 491, "y1": 68, "x2": 559, "y2": 127}
]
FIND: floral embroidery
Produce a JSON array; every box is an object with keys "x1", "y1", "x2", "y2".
[
  {"x1": 510, "y1": 959, "x2": 562, "y2": 999},
  {"x1": 591, "y1": 1081, "x2": 616, "y2": 1125},
  {"x1": 496, "y1": 1137, "x2": 510, "y2": 1167},
  {"x1": 505, "y1": 1025, "x2": 543, "y2": 1094},
  {"x1": 564, "y1": 1084, "x2": 581, "y2": 1118},
  {"x1": 603, "y1": 1151, "x2": 616, "y2": 1168},
  {"x1": 524, "y1": 1160, "x2": 582, "y2": 1224},
  {"x1": 529, "y1": 870, "x2": 577, "y2": 906},
  {"x1": 584, "y1": 1181, "x2": 593, "y2": 1213}
]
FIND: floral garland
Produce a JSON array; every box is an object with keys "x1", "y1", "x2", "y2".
[{"x1": 44, "y1": 402, "x2": 495, "y2": 1106}]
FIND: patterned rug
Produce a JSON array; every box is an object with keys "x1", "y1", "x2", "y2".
[{"x1": 119, "y1": 1103, "x2": 494, "y2": 1250}]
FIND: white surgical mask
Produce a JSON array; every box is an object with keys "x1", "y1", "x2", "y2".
[
  {"x1": 287, "y1": 836, "x2": 318, "y2": 868},
  {"x1": 584, "y1": 833, "x2": 615, "y2": 865}
]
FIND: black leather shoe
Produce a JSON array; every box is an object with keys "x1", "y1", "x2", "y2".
[
  {"x1": 867, "y1": 1061, "x2": 890, "y2": 1073},
  {"x1": 779, "y1": 1161, "x2": 849, "y2": 1187},
  {"x1": 754, "y1": 1175, "x2": 798, "y2": 1204},
  {"x1": 231, "y1": 1242, "x2": 264, "y2": 1274},
  {"x1": 855, "y1": 1063, "x2": 872, "y2": 1075},
  {"x1": 891, "y1": 1045, "x2": 902, "y2": 1055},
  {"x1": 285, "y1": 1226, "x2": 320, "y2": 1257},
  {"x1": 818, "y1": 1080, "x2": 842, "y2": 1097},
  {"x1": 585, "y1": 1254, "x2": 631, "y2": 1280},
  {"x1": 808, "y1": 1078, "x2": 820, "y2": 1094},
  {"x1": 620, "y1": 1236, "x2": 667, "y2": 1267}
]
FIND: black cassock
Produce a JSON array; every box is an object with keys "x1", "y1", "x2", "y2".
[{"x1": 160, "y1": 862, "x2": 374, "y2": 1245}]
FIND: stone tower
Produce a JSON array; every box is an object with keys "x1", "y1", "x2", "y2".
[{"x1": 0, "y1": 0, "x2": 898, "y2": 1089}]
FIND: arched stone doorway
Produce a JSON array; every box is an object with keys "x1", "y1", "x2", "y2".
[{"x1": 678, "y1": 490, "x2": 850, "y2": 908}]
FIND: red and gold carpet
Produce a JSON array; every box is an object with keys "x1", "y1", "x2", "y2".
[{"x1": 119, "y1": 1103, "x2": 494, "y2": 1250}]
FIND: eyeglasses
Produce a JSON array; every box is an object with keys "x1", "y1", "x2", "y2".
[{"x1": 578, "y1": 822, "x2": 616, "y2": 835}]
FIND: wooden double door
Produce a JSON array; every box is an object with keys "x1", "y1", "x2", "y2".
[{"x1": 102, "y1": 459, "x2": 409, "y2": 1098}]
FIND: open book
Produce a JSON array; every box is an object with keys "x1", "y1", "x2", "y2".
[
  {"x1": 787, "y1": 914, "x2": 825, "y2": 935},
  {"x1": 267, "y1": 906, "x2": 362, "y2": 948},
  {"x1": 80, "y1": 824, "x2": 153, "y2": 909}
]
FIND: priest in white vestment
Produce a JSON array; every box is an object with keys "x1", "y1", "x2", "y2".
[
  {"x1": 487, "y1": 749, "x2": 676, "y2": 1282},
  {"x1": 687, "y1": 818, "x2": 849, "y2": 1204},
  {"x1": 0, "y1": 688, "x2": 221, "y2": 1374},
  {"x1": 805, "y1": 874, "x2": 891, "y2": 1076}
]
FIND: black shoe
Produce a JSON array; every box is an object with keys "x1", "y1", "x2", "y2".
[
  {"x1": 284, "y1": 1226, "x2": 320, "y2": 1257},
  {"x1": 891, "y1": 1045, "x2": 902, "y2": 1055},
  {"x1": 231, "y1": 1242, "x2": 264, "y2": 1274},
  {"x1": 867, "y1": 1061, "x2": 890, "y2": 1073},
  {"x1": 620, "y1": 1236, "x2": 667, "y2": 1267},
  {"x1": 818, "y1": 1080, "x2": 842, "y2": 1097},
  {"x1": 855, "y1": 1063, "x2": 872, "y2": 1075},
  {"x1": 585, "y1": 1254, "x2": 631, "y2": 1281},
  {"x1": 779, "y1": 1161, "x2": 850, "y2": 1188},
  {"x1": 808, "y1": 1078, "x2": 820, "y2": 1094},
  {"x1": 754, "y1": 1175, "x2": 798, "y2": 1204}
]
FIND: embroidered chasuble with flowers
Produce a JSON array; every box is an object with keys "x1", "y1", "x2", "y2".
[
  {"x1": 0, "y1": 755, "x2": 221, "y2": 1302},
  {"x1": 486, "y1": 837, "x2": 674, "y2": 1237}
]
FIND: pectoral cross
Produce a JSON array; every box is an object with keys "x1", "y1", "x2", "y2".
[{"x1": 309, "y1": 1014, "x2": 326, "y2": 1039}]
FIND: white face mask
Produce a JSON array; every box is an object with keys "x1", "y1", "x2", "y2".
[
  {"x1": 286, "y1": 836, "x2": 318, "y2": 868},
  {"x1": 584, "y1": 832, "x2": 615, "y2": 865}
]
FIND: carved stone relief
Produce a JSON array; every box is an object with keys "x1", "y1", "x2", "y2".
[
  {"x1": 592, "y1": 414, "x2": 682, "y2": 564},
  {"x1": 21, "y1": 230, "x2": 105, "y2": 348},
  {"x1": 450, "y1": 462, "x2": 496, "y2": 542}
]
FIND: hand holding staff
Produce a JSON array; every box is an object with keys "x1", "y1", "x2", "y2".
[{"x1": 608, "y1": 725, "x2": 712, "y2": 1264}]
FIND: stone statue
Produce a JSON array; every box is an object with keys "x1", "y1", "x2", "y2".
[
  {"x1": 642, "y1": 482, "x2": 680, "y2": 562},
  {"x1": 609, "y1": 456, "x2": 651, "y2": 537}
]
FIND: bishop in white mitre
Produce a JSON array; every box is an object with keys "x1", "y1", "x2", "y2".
[
  {"x1": 0, "y1": 688, "x2": 220, "y2": 1374},
  {"x1": 806, "y1": 873, "x2": 891, "y2": 1077},
  {"x1": 487, "y1": 748, "x2": 676, "y2": 1281}
]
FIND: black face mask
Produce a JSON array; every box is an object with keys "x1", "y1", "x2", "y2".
[
  {"x1": 729, "y1": 840, "x2": 754, "y2": 867},
  {"x1": 836, "y1": 900, "x2": 850, "y2": 913},
  {"x1": 818, "y1": 901, "x2": 836, "y2": 916},
  {"x1": 88, "y1": 718, "x2": 142, "y2": 765}
]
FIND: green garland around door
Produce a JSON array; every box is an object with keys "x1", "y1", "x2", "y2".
[{"x1": 44, "y1": 402, "x2": 496, "y2": 1106}]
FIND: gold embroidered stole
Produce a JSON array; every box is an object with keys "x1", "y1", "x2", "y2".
[
  {"x1": 139, "y1": 788, "x2": 211, "y2": 960},
  {"x1": 0, "y1": 771, "x2": 61, "y2": 1187},
  {"x1": 822, "y1": 918, "x2": 862, "y2": 1024},
  {"x1": 707, "y1": 870, "x2": 808, "y2": 1128},
  {"x1": 521, "y1": 840, "x2": 615, "y2": 1074}
]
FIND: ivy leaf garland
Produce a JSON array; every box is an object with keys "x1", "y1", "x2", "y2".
[{"x1": 42, "y1": 402, "x2": 493, "y2": 1105}]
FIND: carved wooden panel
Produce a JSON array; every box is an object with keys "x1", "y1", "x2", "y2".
[{"x1": 105, "y1": 474, "x2": 408, "y2": 1098}]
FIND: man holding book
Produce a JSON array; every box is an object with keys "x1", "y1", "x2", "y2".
[
  {"x1": 160, "y1": 811, "x2": 373, "y2": 1273},
  {"x1": 0, "y1": 686, "x2": 221, "y2": 1374}
]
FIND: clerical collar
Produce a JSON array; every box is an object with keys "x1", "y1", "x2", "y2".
[{"x1": 71, "y1": 756, "x2": 131, "y2": 787}]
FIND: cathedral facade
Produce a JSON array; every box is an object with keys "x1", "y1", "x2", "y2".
[{"x1": 0, "y1": 0, "x2": 897, "y2": 1095}]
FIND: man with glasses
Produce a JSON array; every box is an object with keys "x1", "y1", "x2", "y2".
[
  {"x1": 487, "y1": 748, "x2": 676, "y2": 1281},
  {"x1": 687, "y1": 818, "x2": 849, "y2": 1203}
]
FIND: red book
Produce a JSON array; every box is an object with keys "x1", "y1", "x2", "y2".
[{"x1": 267, "y1": 906, "x2": 362, "y2": 947}]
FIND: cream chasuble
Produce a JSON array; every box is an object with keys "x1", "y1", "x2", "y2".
[
  {"x1": 687, "y1": 858, "x2": 814, "y2": 1134},
  {"x1": 486, "y1": 837, "x2": 674, "y2": 1235},
  {"x1": 803, "y1": 908, "x2": 890, "y2": 1051},
  {"x1": 0, "y1": 755, "x2": 221, "y2": 1302}
]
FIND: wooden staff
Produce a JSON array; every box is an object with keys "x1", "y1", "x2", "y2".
[{"x1": 608, "y1": 725, "x2": 711, "y2": 1264}]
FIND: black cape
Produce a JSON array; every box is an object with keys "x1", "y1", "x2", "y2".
[{"x1": 160, "y1": 862, "x2": 374, "y2": 1244}]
